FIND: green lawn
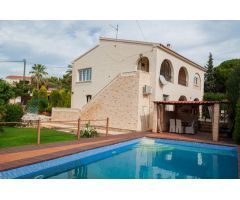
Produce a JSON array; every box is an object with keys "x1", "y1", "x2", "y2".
[{"x1": 0, "y1": 126, "x2": 76, "y2": 148}]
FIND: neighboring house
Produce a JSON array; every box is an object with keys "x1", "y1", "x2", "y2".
[
  {"x1": 4, "y1": 75, "x2": 31, "y2": 104},
  {"x1": 60, "y1": 37, "x2": 206, "y2": 131},
  {"x1": 5, "y1": 75, "x2": 31, "y2": 85}
]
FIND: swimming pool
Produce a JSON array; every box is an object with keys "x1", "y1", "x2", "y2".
[{"x1": 0, "y1": 138, "x2": 238, "y2": 179}]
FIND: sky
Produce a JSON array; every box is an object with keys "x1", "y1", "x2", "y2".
[{"x1": 0, "y1": 20, "x2": 240, "y2": 78}]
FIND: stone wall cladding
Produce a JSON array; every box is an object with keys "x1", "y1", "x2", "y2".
[
  {"x1": 80, "y1": 72, "x2": 140, "y2": 130},
  {"x1": 51, "y1": 108, "x2": 81, "y2": 121},
  {"x1": 137, "y1": 71, "x2": 151, "y2": 131}
]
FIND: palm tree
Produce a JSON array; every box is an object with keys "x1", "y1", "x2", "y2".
[
  {"x1": 30, "y1": 64, "x2": 48, "y2": 90},
  {"x1": 65, "y1": 65, "x2": 72, "y2": 77}
]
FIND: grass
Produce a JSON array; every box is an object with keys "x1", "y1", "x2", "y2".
[{"x1": 0, "y1": 126, "x2": 76, "y2": 148}]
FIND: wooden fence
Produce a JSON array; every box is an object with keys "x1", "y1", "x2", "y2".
[{"x1": 0, "y1": 117, "x2": 109, "y2": 145}]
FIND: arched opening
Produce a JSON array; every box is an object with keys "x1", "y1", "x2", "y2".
[
  {"x1": 178, "y1": 67, "x2": 188, "y2": 86},
  {"x1": 193, "y1": 73, "x2": 201, "y2": 88},
  {"x1": 160, "y1": 59, "x2": 173, "y2": 82},
  {"x1": 194, "y1": 98, "x2": 199, "y2": 101},
  {"x1": 137, "y1": 56, "x2": 149, "y2": 72},
  {"x1": 179, "y1": 95, "x2": 187, "y2": 101}
]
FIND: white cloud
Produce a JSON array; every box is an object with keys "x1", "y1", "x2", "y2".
[{"x1": 0, "y1": 20, "x2": 240, "y2": 78}]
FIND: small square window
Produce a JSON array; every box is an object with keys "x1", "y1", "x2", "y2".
[{"x1": 86, "y1": 95, "x2": 92, "y2": 103}]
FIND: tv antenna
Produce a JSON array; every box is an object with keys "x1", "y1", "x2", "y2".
[{"x1": 109, "y1": 24, "x2": 119, "y2": 40}]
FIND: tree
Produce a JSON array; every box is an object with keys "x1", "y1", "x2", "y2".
[
  {"x1": 4, "y1": 104, "x2": 24, "y2": 122},
  {"x1": 48, "y1": 90, "x2": 63, "y2": 108},
  {"x1": 46, "y1": 76, "x2": 62, "y2": 89},
  {"x1": 39, "y1": 85, "x2": 48, "y2": 99},
  {"x1": 0, "y1": 79, "x2": 15, "y2": 105},
  {"x1": 204, "y1": 53, "x2": 216, "y2": 92},
  {"x1": 61, "y1": 65, "x2": 72, "y2": 91},
  {"x1": 233, "y1": 99, "x2": 240, "y2": 144},
  {"x1": 27, "y1": 86, "x2": 48, "y2": 113},
  {"x1": 29, "y1": 64, "x2": 48, "y2": 90},
  {"x1": 59, "y1": 89, "x2": 71, "y2": 107},
  {"x1": 226, "y1": 63, "x2": 240, "y2": 112},
  {"x1": 214, "y1": 59, "x2": 240, "y2": 93},
  {"x1": 65, "y1": 64, "x2": 72, "y2": 77},
  {"x1": 13, "y1": 80, "x2": 33, "y2": 105},
  {"x1": 38, "y1": 85, "x2": 48, "y2": 113}
]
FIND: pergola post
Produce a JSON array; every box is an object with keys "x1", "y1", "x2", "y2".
[
  {"x1": 212, "y1": 103, "x2": 220, "y2": 141},
  {"x1": 152, "y1": 103, "x2": 158, "y2": 132},
  {"x1": 158, "y1": 104, "x2": 164, "y2": 133}
]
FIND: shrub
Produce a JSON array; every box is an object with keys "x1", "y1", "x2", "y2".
[
  {"x1": 203, "y1": 92, "x2": 228, "y2": 118},
  {"x1": 0, "y1": 104, "x2": 6, "y2": 121},
  {"x1": 48, "y1": 90, "x2": 63, "y2": 112},
  {"x1": 26, "y1": 99, "x2": 39, "y2": 113},
  {"x1": 39, "y1": 85, "x2": 48, "y2": 99},
  {"x1": 59, "y1": 89, "x2": 71, "y2": 107},
  {"x1": 4, "y1": 104, "x2": 24, "y2": 122},
  {"x1": 80, "y1": 123, "x2": 98, "y2": 138},
  {"x1": 0, "y1": 79, "x2": 15, "y2": 104},
  {"x1": 48, "y1": 89, "x2": 71, "y2": 112},
  {"x1": 38, "y1": 98, "x2": 48, "y2": 113},
  {"x1": 233, "y1": 99, "x2": 240, "y2": 144},
  {"x1": 28, "y1": 86, "x2": 48, "y2": 113},
  {"x1": 203, "y1": 92, "x2": 227, "y2": 101},
  {"x1": 32, "y1": 88, "x2": 39, "y2": 99}
]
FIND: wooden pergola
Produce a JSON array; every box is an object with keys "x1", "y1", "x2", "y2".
[{"x1": 152, "y1": 100, "x2": 230, "y2": 142}]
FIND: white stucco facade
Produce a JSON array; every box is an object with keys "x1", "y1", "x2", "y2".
[{"x1": 71, "y1": 37, "x2": 205, "y2": 131}]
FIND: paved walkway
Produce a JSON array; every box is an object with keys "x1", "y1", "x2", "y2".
[{"x1": 0, "y1": 131, "x2": 239, "y2": 176}]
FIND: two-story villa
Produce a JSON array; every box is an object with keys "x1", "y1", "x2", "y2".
[{"x1": 69, "y1": 37, "x2": 206, "y2": 132}]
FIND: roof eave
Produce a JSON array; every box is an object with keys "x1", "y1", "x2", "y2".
[{"x1": 100, "y1": 37, "x2": 206, "y2": 72}]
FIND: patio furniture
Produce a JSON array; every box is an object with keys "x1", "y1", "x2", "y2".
[
  {"x1": 176, "y1": 119, "x2": 183, "y2": 133},
  {"x1": 169, "y1": 119, "x2": 176, "y2": 132},
  {"x1": 185, "y1": 121, "x2": 195, "y2": 134}
]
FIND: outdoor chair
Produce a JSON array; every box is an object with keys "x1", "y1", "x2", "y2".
[
  {"x1": 176, "y1": 119, "x2": 183, "y2": 134},
  {"x1": 169, "y1": 119, "x2": 176, "y2": 132},
  {"x1": 185, "y1": 121, "x2": 195, "y2": 134}
]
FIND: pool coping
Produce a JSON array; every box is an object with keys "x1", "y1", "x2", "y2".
[
  {"x1": 0, "y1": 132, "x2": 239, "y2": 178},
  {"x1": 0, "y1": 139, "x2": 142, "y2": 179},
  {"x1": 0, "y1": 132, "x2": 147, "y2": 172}
]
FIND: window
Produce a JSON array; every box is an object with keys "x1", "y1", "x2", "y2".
[
  {"x1": 193, "y1": 73, "x2": 201, "y2": 87},
  {"x1": 86, "y1": 95, "x2": 92, "y2": 103},
  {"x1": 79, "y1": 68, "x2": 92, "y2": 82},
  {"x1": 163, "y1": 94, "x2": 170, "y2": 111},
  {"x1": 179, "y1": 95, "x2": 187, "y2": 101},
  {"x1": 178, "y1": 67, "x2": 188, "y2": 86},
  {"x1": 137, "y1": 56, "x2": 149, "y2": 72},
  {"x1": 163, "y1": 94, "x2": 169, "y2": 101},
  {"x1": 160, "y1": 60, "x2": 172, "y2": 82}
]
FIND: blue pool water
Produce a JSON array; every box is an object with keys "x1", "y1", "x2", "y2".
[{"x1": 0, "y1": 138, "x2": 238, "y2": 179}]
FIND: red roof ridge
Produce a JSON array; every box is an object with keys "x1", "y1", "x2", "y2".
[{"x1": 6, "y1": 75, "x2": 31, "y2": 80}]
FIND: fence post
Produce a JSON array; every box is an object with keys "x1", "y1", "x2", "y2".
[
  {"x1": 37, "y1": 119, "x2": 41, "y2": 145},
  {"x1": 106, "y1": 117, "x2": 109, "y2": 136},
  {"x1": 77, "y1": 118, "x2": 81, "y2": 140}
]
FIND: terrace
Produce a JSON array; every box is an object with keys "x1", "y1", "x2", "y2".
[{"x1": 152, "y1": 100, "x2": 231, "y2": 142}]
